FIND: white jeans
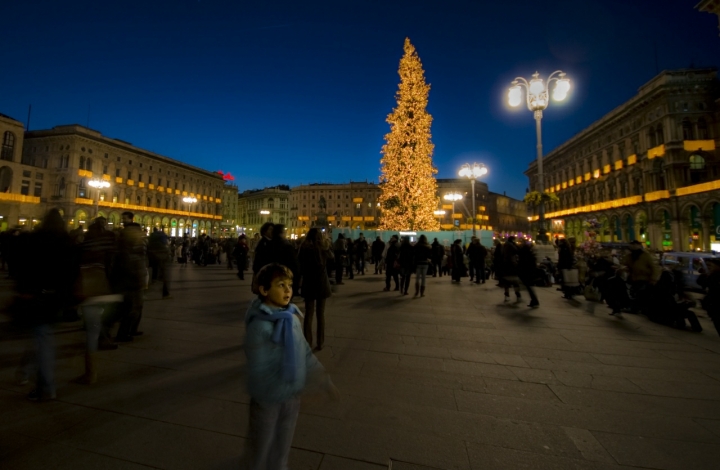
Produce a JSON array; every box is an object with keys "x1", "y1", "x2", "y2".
[{"x1": 246, "y1": 397, "x2": 300, "y2": 470}]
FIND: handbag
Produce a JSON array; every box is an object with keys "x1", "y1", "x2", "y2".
[
  {"x1": 75, "y1": 264, "x2": 111, "y2": 300},
  {"x1": 583, "y1": 284, "x2": 601, "y2": 302},
  {"x1": 562, "y1": 269, "x2": 580, "y2": 287}
]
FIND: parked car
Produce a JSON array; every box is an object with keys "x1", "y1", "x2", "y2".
[{"x1": 659, "y1": 252, "x2": 717, "y2": 291}]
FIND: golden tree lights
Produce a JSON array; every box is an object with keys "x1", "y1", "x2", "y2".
[{"x1": 378, "y1": 38, "x2": 440, "y2": 231}]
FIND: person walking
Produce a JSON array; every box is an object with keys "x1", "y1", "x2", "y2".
[
  {"x1": 74, "y1": 217, "x2": 122, "y2": 384},
  {"x1": 272, "y1": 224, "x2": 300, "y2": 297},
  {"x1": 332, "y1": 234, "x2": 346, "y2": 285},
  {"x1": 371, "y1": 236, "x2": 385, "y2": 274},
  {"x1": 345, "y1": 238, "x2": 355, "y2": 280},
  {"x1": 502, "y1": 236, "x2": 522, "y2": 303},
  {"x1": 467, "y1": 237, "x2": 488, "y2": 284},
  {"x1": 623, "y1": 240, "x2": 658, "y2": 314},
  {"x1": 235, "y1": 235, "x2": 249, "y2": 280},
  {"x1": 355, "y1": 233, "x2": 368, "y2": 275},
  {"x1": 15, "y1": 209, "x2": 74, "y2": 401},
  {"x1": 148, "y1": 228, "x2": 171, "y2": 298},
  {"x1": 383, "y1": 235, "x2": 400, "y2": 291},
  {"x1": 225, "y1": 237, "x2": 235, "y2": 270},
  {"x1": 413, "y1": 235, "x2": 432, "y2": 297},
  {"x1": 492, "y1": 239, "x2": 504, "y2": 285},
  {"x1": 518, "y1": 239, "x2": 540, "y2": 308},
  {"x1": 398, "y1": 236, "x2": 415, "y2": 295},
  {"x1": 297, "y1": 228, "x2": 332, "y2": 350},
  {"x1": 557, "y1": 238, "x2": 576, "y2": 300},
  {"x1": 450, "y1": 239, "x2": 465, "y2": 283},
  {"x1": 252, "y1": 223, "x2": 275, "y2": 275},
  {"x1": 113, "y1": 213, "x2": 148, "y2": 342}
]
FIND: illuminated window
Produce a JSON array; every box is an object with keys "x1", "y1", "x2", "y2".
[{"x1": 689, "y1": 154, "x2": 705, "y2": 170}]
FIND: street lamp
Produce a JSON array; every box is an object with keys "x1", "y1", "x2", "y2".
[
  {"x1": 508, "y1": 70, "x2": 570, "y2": 243},
  {"x1": 443, "y1": 193, "x2": 463, "y2": 228},
  {"x1": 183, "y1": 196, "x2": 197, "y2": 236},
  {"x1": 458, "y1": 163, "x2": 488, "y2": 236},
  {"x1": 88, "y1": 179, "x2": 111, "y2": 217}
]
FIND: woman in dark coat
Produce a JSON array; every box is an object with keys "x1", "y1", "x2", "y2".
[
  {"x1": 298, "y1": 228, "x2": 332, "y2": 350},
  {"x1": 398, "y1": 236, "x2": 415, "y2": 295},
  {"x1": 451, "y1": 239, "x2": 465, "y2": 283}
]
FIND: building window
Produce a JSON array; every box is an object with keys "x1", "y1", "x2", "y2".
[
  {"x1": 682, "y1": 119, "x2": 694, "y2": 140},
  {"x1": 103, "y1": 165, "x2": 108, "y2": 174},
  {"x1": 115, "y1": 169, "x2": 121, "y2": 177},
  {"x1": 21, "y1": 180, "x2": 29, "y2": 195},
  {"x1": 86, "y1": 158, "x2": 92, "y2": 172},
  {"x1": 689, "y1": 154, "x2": 705, "y2": 170},
  {"x1": 127, "y1": 171, "x2": 132, "y2": 180},
  {"x1": 1, "y1": 132, "x2": 15, "y2": 161},
  {"x1": 78, "y1": 179, "x2": 87, "y2": 198},
  {"x1": 33, "y1": 182, "x2": 42, "y2": 197},
  {"x1": 138, "y1": 174, "x2": 143, "y2": 183},
  {"x1": 656, "y1": 124, "x2": 664, "y2": 144},
  {"x1": 698, "y1": 118, "x2": 709, "y2": 140}
]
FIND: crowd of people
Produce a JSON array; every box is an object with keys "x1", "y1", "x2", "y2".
[{"x1": 5, "y1": 211, "x2": 720, "y2": 468}]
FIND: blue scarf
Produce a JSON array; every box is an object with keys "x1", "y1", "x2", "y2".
[{"x1": 253, "y1": 306, "x2": 297, "y2": 382}]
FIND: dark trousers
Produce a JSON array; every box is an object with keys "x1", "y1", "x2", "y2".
[
  {"x1": 385, "y1": 267, "x2": 399, "y2": 290},
  {"x1": 452, "y1": 265, "x2": 463, "y2": 282},
  {"x1": 158, "y1": 258, "x2": 170, "y2": 296},
  {"x1": 226, "y1": 253, "x2": 233, "y2": 269},
  {"x1": 116, "y1": 290, "x2": 144, "y2": 339},
  {"x1": 400, "y1": 268, "x2": 413, "y2": 293},
  {"x1": 303, "y1": 298, "x2": 326, "y2": 348},
  {"x1": 521, "y1": 276, "x2": 539, "y2": 305},
  {"x1": 432, "y1": 258, "x2": 442, "y2": 277},
  {"x1": 346, "y1": 257, "x2": 354, "y2": 279},
  {"x1": 372, "y1": 255, "x2": 382, "y2": 273},
  {"x1": 356, "y1": 255, "x2": 365, "y2": 274},
  {"x1": 471, "y1": 261, "x2": 486, "y2": 283},
  {"x1": 236, "y1": 255, "x2": 247, "y2": 279},
  {"x1": 334, "y1": 254, "x2": 344, "y2": 283}
]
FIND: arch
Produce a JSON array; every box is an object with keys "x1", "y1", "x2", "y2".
[
  {"x1": 96, "y1": 210, "x2": 107, "y2": 220},
  {"x1": 0, "y1": 166, "x2": 12, "y2": 192},
  {"x1": 107, "y1": 211, "x2": 121, "y2": 228},
  {"x1": 142, "y1": 215, "x2": 152, "y2": 227},
  {"x1": 689, "y1": 154, "x2": 705, "y2": 170},
  {"x1": 611, "y1": 215, "x2": 621, "y2": 241},
  {"x1": 1, "y1": 131, "x2": 15, "y2": 161},
  {"x1": 624, "y1": 214, "x2": 635, "y2": 241},
  {"x1": 74, "y1": 209, "x2": 89, "y2": 228}
]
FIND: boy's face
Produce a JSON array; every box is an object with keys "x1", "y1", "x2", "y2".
[{"x1": 259, "y1": 277, "x2": 293, "y2": 308}]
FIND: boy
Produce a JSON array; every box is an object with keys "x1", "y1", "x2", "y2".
[{"x1": 244, "y1": 263, "x2": 338, "y2": 469}]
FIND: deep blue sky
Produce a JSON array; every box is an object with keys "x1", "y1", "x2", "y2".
[{"x1": 2, "y1": 1, "x2": 718, "y2": 199}]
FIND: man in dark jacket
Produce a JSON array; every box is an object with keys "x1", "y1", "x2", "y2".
[
  {"x1": 383, "y1": 235, "x2": 400, "y2": 291},
  {"x1": 355, "y1": 233, "x2": 368, "y2": 275},
  {"x1": 114, "y1": 220, "x2": 148, "y2": 342},
  {"x1": 518, "y1": 240, "x2": 539, "y2": 307},
  {"x1": 431, "y1": 238, "x2": 444, "y2": 277},
  {"x1": 451, "y1": 239, "x2": 465, "y2": 283},
  {"x1": 252, "y1": 222, "x2": 275, "y2": 274},
  {"x1": 272, "y1": 224, "x2": 300, "y2": 296},
  {"x1": 466, "y1": 237, "x2": 488, "y2": 284},
  {"x1": 371, "y1": 236, "x2": 385, "y2": 274}
]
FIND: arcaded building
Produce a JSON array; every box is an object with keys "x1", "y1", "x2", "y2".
[
  {"x1": 525, "y1": 68, "x2": 720, "y2": 251},
  {"x1": 21, "y1": 124, "x2": 225, "y2": 236}
]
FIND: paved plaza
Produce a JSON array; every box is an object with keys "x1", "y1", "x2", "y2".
[{"x1": 2, "y1": 264, "x2": 720, "y2": 469}]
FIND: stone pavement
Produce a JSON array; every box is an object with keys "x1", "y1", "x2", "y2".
[{"x1": 2, "y1": 264, "x2": 720, "y2": 469}]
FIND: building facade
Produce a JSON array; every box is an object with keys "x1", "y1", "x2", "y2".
[
  {"x1": 237, "y1": 185, "x2": 290, "y2": 236},
  {"x1": 20, "y1": 124, "x2": 225, "y2": 236},
  {"x1": 524, "y1": 68, "x2": 720, "y2": 252},
  {"x1": 288, "y1": 182, "x2": 381, "y2": 237},
  {"x1": 697, "y1": 0, "x2": 720, "y2": 35},
  {"x1": 0, "y1": 113, "x2": 47, "y2": 231},
  {"x1": 435, "y1": 178, "x2": 491, "y2": 231},
  {"x1": 220, "y1": 182, "x2": 239, "y2": 237},
  {"x1": 487, "y1": 191, "x2": 529, "y2": 238}
]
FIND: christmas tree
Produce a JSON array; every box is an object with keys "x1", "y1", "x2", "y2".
[{"x1": 378, "y1": 38, "x2": 440, "y2": 231}]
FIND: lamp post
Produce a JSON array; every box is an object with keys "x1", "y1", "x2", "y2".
[
  {"x1": 183, "y1": 196, "x2": 197, "y2": 236},
  {"x1": 443, "y1": 193, "x2": 463, "y2": 229},
  {"x1": 508, "y1": 71, "x2": 570, "y2": 243},
  {"x1": 88, "y1": 179, "x2": 111, "y2": 217},
  {"x1": 458, "y1": 163, "x2": 488, "y2": 236}
]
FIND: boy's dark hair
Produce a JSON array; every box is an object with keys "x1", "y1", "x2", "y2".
[
  {"x1": 252, "y1": 263, "x2": 293, "y2": 297},
  {"x1": 121, "y1": 211, "x2": 134, "y2": 219}
]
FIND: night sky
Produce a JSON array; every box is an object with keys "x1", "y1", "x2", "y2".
[{"x1": 2, "y1": 0, "x2": 718, "y2": 199}]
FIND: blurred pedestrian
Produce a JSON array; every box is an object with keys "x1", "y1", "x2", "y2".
[
  {"x1": 371, "y1": 236, "x2": 385, "y2": 274},
  {"x1": 235, "y1": 234, "x2": 249, "y2": 280},
  {"x1": 382, "y1": 235, "x2": 400, "y2": 291},
  {"x1": 413, "y1": 235, "x2": 432, "y2": 297},
  {"x1": 467, "y1": 237, "x2": 488, "y2": 284},
  {"x1": 298, "y1": 228, "x2": 332, "y2": 350},
  {"x1": 113, "y1": 212, "x2": 148, "y2": 342},
  {"x1": 252, "y1": 223, "x2": 275, "y2": 275},
  {"x1": 15, "y1": 209, "x2": 74, "y2": 400},
  {"x1": 332, "y1": 234, "x2": 346, "y2": 285},
  {"x1": 451, "y1": 239, "x2": 464, "y2": 283},
  {"x1": 398, "y1": 236, "x2": 414, "y2": 295}
]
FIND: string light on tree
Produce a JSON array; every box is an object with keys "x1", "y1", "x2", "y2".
[{"x1": 378, "y1": 38, "x2": 439, "y2": 231}]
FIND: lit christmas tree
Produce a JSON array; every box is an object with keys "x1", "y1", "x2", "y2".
[{"x1": 378, "y1": 38, "x2": 440, "y2": 231}]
